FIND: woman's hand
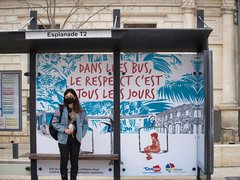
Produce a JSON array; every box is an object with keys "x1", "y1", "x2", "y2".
[{"x1": 64, "y1": 128, "x2": 74, "y2": 135}]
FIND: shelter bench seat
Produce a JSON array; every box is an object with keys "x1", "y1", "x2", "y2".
[{"x1": 29, "y1": 153, "x2": 119, "y2": 160}]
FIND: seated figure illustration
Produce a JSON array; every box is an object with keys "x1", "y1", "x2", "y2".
[{"x1": 144, "y1": 132, "x2": 161, "y2": 160}]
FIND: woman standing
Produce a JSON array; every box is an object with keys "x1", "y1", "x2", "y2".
[{"x1": 52, "y1": 88, "x2": 88, "y2": 180}]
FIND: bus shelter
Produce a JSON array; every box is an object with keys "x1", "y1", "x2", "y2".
[{"x1": 0, "y1": 10, "x2": 213, "y2": 180}]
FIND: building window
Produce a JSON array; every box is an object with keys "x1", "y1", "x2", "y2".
[
  {"x1": 28, "y1": 24, "x2": 60, "y2": 29},
  {"x1": 37, "y1": 24, "x2": 60, "y2": 29},
  {"x1": 123, "y1": 24, "x2": 156, "y2": 28}
]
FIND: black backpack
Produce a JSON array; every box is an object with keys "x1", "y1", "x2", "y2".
[{"x1": 49, "y1": 105, "x2": 63, "y2": 141}]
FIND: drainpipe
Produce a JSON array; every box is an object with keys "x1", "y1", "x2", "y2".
[{"x1": 238, "y1": 0, "x2": 240, "y2": 141}]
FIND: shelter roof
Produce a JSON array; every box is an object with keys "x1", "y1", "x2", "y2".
[{"x1": 0, "y1": 28, "x2": 212, "y2": 53}]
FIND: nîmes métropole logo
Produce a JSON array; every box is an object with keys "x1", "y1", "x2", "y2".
[{"x1": 165, "y1": 163, "x2": 175, "y2": 173}]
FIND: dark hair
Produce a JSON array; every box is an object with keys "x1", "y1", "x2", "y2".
[{"x1": 63, "y1": 88, "x2": 83, "y2": 113}]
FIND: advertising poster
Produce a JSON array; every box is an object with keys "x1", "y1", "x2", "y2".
[
  {"x1": 36, "y1": 53, "x2": 204, "y2": 176},
  {"x1": 0, "y1": 71, "x2": 21, "y2": 130}
]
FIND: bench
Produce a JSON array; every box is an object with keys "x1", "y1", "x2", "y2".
[{"x1": 29, "y1": 153, "x2": 119, "y2": 160}]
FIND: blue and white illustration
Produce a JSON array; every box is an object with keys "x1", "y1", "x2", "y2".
[{"x1": 36, "y1": 53, "x2": 204, "y2": 176}]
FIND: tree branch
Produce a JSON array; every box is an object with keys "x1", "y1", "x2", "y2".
[
  {"x1": 24, "y1": 0, "x2": 112, "y2": 30},
  {"x1": 61, "y1": 0, "x2": 82, "y2": 29},
  {"x1": 53, "y1": 0, "x2": 56, "y2": 28},
  {"x1": 24, "y1": 1, "x2": 49, "y2": 13},
  {"x1": 76, "y1": 4, "x2": 111, "y2": 29},
  {"x1": 37, "y1": 17, "x2": 47, "y2": 29},
  {"x1": 45, "y1": 0, "x2": 51, "y2": 25}
]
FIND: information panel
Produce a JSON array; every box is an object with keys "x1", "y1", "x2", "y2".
[{"x1": 0, "y1": 71, "x2": 22, "y2": 131}]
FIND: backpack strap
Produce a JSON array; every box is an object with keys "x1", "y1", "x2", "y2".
[{"x1": 59, "y1": 105, "x2": 64, "y2": 123}]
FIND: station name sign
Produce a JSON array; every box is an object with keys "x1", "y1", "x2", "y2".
[{"x1": 25, "y1": 30, "x2": 111, "y2": 39}]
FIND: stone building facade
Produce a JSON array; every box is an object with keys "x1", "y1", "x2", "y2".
[{"x1": 0, "y1": 0, "x2": 238, "y2": 144}]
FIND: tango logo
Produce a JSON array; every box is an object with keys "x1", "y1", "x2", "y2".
[
  {"x1": 153, "y1": 165, "x2": 161, "y2": 172},
  {"x1": 143, "y1": 165, "x2": 161, "y2": 172}
]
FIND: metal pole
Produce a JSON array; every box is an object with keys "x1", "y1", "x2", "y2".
[
  {"x1": 113, "y1": 50, "x2": 120, "y2": 180},
  {"x1": 197, "y1": 10, "x2": 204, "y2": 28},
  {"x1": 12, "y1": 143, "x2": 19, "y2": 159},
  {"x1": 113, "y1": 9, "x2": 120, "y2": 28},
  {"x1": 30, "y1": 51, "x2": 37, "y2": 180},
  {"x1": 29, "y1": 10, "x2": 38, "y2": 180},
  {"x1": 113, "y1": 9, "x2": 121, "y2": 180},
  {"x1": 30, "y1": 11, "x2": 37, "y2": 30},
  {"x1": 204, "y1": 50, "x2": 214, "y2": 180}
]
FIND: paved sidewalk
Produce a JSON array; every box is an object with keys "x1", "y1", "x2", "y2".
[
  {"x1": 0, "y1": 143, "x2": 240, "y2": 180},
  {"x1": 0, "y1": 167, "x2": 239, "y2": 180}
]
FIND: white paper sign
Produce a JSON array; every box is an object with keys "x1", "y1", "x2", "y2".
[{"x1": 25, "y1": 30, "x2": 112, "y2": 39}]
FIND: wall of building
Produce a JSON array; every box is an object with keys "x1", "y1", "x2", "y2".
[{"x1": 0, "y1": 0, "x2": 238, "y2": 143}]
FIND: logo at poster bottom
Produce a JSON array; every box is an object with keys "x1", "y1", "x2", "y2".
[
  {"x1": 165, "y1": 163, "x2": 175, "y2": 173},
  {"x1": 143, "y1": 165, "x2": 161, "y2": 173}
]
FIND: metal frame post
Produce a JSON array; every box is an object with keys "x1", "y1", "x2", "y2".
[
  {"x1": 29, "y1": 10, "x2": 38, "y2": 180},
  {"x1": 113, "y1": 9, "x2": 120, "y2": 28},
  {"x1": 196, "y1": 9, "x2": 213, "y2": 180},
  {"x1": 196, "y1": 51, "x2": 213, "y2": 180},
  {"x1": 30, "y1": 11, "x2": 37, "y2": 30},
  {"x1": 113, "y1": 51, "x2": 121, "y2": 180},
  {"x1": 30, "y1": 51, "x2": 37, "y2": 180},
  {"x1": 197, "y1": 10, "x2": 205, "y2": 28},
  {"x1": 113, "y1": 9, "x2": 121, "y2": 180},
  {"x1": 197, "y1": 10, "x2": 205, "y2": 180},
  {"x1": 203, "y1": 50, "x2": 214, "y2": 180}
]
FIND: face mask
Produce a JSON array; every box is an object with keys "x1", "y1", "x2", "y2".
[{"x1": 64, "y1": 97, "x2": 75, "y2": 104}]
